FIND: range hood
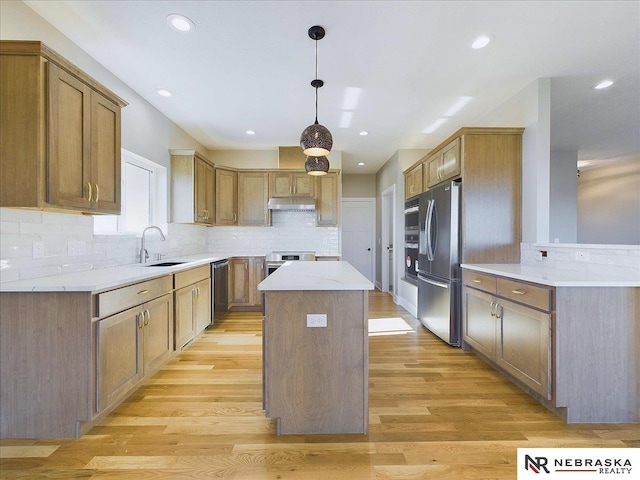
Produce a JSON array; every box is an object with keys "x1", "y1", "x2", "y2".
[{"x1": 268, "y1": 197, "x2": 316, "y2": 211}]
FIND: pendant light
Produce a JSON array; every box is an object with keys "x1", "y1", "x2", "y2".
[
  {"x1": 300, "y1": 25, "x2": 332, "y2": 173},
  {"x1": 305, "y1": 156, "x2": 330, "y2": 176}
]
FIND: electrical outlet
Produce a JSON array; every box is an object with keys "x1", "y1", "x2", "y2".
[
  {"x1": 32, "y1": 241, "x2": 44, "y2": 259},
  {"x1": 575, "y1": 251, "x2": 590, "y2": 262},
  {"x1": 534, "y1": 251, "x2": 543, "y2": 261},
  {"x1": 306, "y1": 313, "x2": 327, "y2": 328}
]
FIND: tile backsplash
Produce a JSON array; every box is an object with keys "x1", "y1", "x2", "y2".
[
  {"x1": 0, "y1": 208, "x2": 339, "y2": 282},
  {"x1": 521, "y1": 242, "x2": 640, "y2": 277}
]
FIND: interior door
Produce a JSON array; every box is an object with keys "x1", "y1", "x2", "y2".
[{"x1": 342, "y1": 199, "x2": 375, "y2": 282}]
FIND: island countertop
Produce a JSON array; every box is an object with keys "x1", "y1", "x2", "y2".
[
  {"x1": 258, "y1": 261, "x2": 374, "y2": 291},
  {"x1": 461, "y1": 263, "x2": 640, "y2": 287}
]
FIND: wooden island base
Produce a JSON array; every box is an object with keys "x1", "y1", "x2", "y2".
[{"x1": 262, "y1": 289, "x2": 369, "y2": 435}]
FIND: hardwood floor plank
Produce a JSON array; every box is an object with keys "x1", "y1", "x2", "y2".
[{"x1": 1, "y1": 290, "x2": 637, "y2": 480}]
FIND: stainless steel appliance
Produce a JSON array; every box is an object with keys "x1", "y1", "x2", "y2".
[
  {"x1": 417, "y1": 181, "x2": 461, "y2": 346},
  {"x1": 212, "y1": 259, "x2": 229, "y2": 323},
  {"x1": 404, "y1": 197, "x2": 420, "y2": 283},
  {"x1": 265, "y1": 251, "x2": 316, "y2": 276}
]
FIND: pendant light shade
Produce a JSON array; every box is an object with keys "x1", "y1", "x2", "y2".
[
  {"x1": 300, "y1": 122, "x2": 332, "y2": 157},
  {"x1": 305, "y1": 156, "x2": 329, "y2": 176},
  {"x1": 301, "y1": 25, "x2": 331, "y2": 174}
]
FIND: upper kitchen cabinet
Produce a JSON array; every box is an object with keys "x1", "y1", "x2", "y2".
[
  {"x1": 404, "y1": 163, "x2": 423, "y2": 199},
  {"x1": 238, "y1": 171, "x2": 270, "y2": 226},
  {"x1": 316, "y1": 172, "x2": 339, "y2": 226},
  {"x1": 215, "y1": 167, "x2": 238, "y2": 225},
  {"x1": 0, "y1": 41, "x2": 127, "y2": 215},
  {"x1": 425, "y1": 138, "x2": 461, "y2": 188},
  {"x1": 270, "y1": 171, "x2": 315, "y2": 198},
  {"x1": 170, "y1": 150, "x2": 215, "y2": 226}
]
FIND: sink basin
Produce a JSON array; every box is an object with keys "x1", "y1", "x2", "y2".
[{"x1": 145, "y1": 261, "x2": 186, "y2": 267}]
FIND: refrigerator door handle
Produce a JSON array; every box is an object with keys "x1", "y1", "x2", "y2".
[
  {"x1": 417, "y1": 274, "x2": 449, "y2": 289},
  {"x1": 426, "y1": 199, "x2": 436, "y2": 261},
  {"x1": 419, "y1": 200, "x2": 429, "y2": 256}
]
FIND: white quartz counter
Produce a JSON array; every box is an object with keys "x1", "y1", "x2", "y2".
[
  {"x1": 462, "y1": 263, "x2": 640, "y2": 287},
  {"x1": 0, "y1": 253, "x2": 239, "y2": 293},
  {"x1": 258, "y1": 261, "x2": 374, "y2": 291}
]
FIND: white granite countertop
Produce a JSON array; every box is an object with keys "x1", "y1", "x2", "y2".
[
  {"x1": 461, "y1": 263, "x2": 640, "y2": 287},
  {"x1": 258, "y1": 261, "x2": 374, "y2": 291},
  {"x1": 0, "y1": 253, "x2": 238, "y2": 293}
]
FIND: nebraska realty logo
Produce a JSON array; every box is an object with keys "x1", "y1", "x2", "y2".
[{"x1": 517, "y1": 448, "x2": 638, "y2": 479}]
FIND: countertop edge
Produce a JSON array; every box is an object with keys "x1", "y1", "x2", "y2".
[{"x1": 461, "y1": 263, "x2": 640, "y2": 287}]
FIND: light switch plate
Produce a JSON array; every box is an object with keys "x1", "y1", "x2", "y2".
[
  {"x1": 306, "y1": 313, "x2": 327, "y2": 328},
  {"x1": 32, "y1": 241, "x2": 44, "y2": 259}
]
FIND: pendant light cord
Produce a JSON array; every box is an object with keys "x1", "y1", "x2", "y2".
[{"x1": 314, "y1": 37, "x2": 319, "y2": 124}]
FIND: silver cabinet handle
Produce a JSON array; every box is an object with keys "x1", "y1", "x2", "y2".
[
  {"x1": 85, "y1": 182, "x2": 93, "y2": 202},
  {"x1": 511, "y1": 289, "x2": 526, "y2": 295},
  {"x1": 137, "y1": 313, "x2": 143, "y2": 329},
  {"x1": 94, "y1": 183, "x2": 100, "y2": 202},
  {"x1": 143, "y1": 309, "x2": 150, "y2": 326}
]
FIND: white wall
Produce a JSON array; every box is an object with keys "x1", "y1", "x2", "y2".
[
  {"x1": 577, "y1": 159, "x2": 640, "y2": 245},
  {"x1": 550, "y1": 150, "x2": 578, "y2": 243}
]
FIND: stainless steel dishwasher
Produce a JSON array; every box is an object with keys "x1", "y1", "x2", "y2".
[{"x1": 212, "y1": 259, "x2": 229, "y2": 323}]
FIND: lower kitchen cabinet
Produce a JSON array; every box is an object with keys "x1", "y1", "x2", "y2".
[
  {"x1": 97, "y1": 292, "x2": 173, "y2": 412},
  {"x1": 462, "y1": 270, "x2": 551, "y2": 399},
  {"x1": 174, "y1": 265, "x2": 211, "y2": 350},
  {"x1": 229, "y1": 256, "x2": 265, "y2": 309}
]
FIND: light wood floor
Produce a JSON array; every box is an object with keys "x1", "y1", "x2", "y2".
[{"x1": 1, "y1": 290, "x2": 637, "y2": 479}]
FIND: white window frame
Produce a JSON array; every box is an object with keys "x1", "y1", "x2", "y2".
[{"x1": 93, "y1": 148, "x2": 168, "y2": 235}]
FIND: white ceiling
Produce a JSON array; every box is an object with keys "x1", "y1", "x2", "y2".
[{"x1": 24, "y1": 0, "x2": 640, "y2": 174}]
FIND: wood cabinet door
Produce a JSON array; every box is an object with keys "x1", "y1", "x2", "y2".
[
  {"x1": 316, "y1": 173, "x2": 338, "y2": 226},
  {"x1": 251, "y1": 257, "x2": 265, "y2": 307},
  {"x1": 270, "y1": 172, "x2": 293, "y2": 197},
  {"x1": 142, "y1": 294, "x2": 173, "y2": 374},
  {"x1": 440, "y1": 138, "x2": 461, "y2": 181},
  {"x1": 174, "y1": 285, "x2": 196, "y2": 350},
  {"x1": 195, "y1": 157, "x2": 214, "y2": 224},
  {"x1": 238, "y1": 171, "x2": 269, "y2": 226},
  {"x1": 292, "y1": 172, "x2": 314, "y2": 197},
  {"x1": 215, "y1": 168, "x2": 238, "y2": 225},
  {"x1": 97, "y1": 306, "x2": 143, "y2": 413},
  {"x1": 462, "y1": 287, "x2": 497, "y2": 361},
  {"x1": 497, "y1": 299, "x2": 551, "y2": 399},
  {"x1": 90, "y1": 92, "x2": 121, "y2": 214},
  {"x1": 229, "y1": 257, "x2": 250, "y2": 306},
  {"x1": 47, "y1": 63, "x2": 92, "y2": 209},
  {"x1": 427, "y1": 153, "x2": 442, "y2": 188},
  {"x1": 194, "y1": 278, "x2": 211, "y2": 333}
]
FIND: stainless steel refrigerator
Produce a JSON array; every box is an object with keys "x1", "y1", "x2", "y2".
[{"x1": 417, "y1": 181, "x2": 461, "y2": 346}]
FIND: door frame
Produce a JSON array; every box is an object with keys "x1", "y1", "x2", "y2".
[
  {"x1": 381, "y1": 185, "x2": 396, "y2": 297},
  {"x1": 341, "y1": 198, "x2": 376, "y2": 283}
]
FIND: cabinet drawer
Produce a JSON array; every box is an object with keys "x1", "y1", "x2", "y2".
[
  {"x1": 174, "y1": 264, "x2": 210, "y2": 290},
  {"x1": 97, "y1": 276, "x2": 172, "y2": 318},
  {"x1": 462, "y1": 270, "x2": 497, "y2": 294},
  {"x1": 497, "y1": 278, "x2": 551, "y2": 312}
]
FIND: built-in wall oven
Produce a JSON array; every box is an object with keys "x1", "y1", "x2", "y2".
[
  {"x1": 265, "y1": 251, "x2": 316, "y2": 276},
  {"x1": 404, "y1": 197, "x2": 420, "y2": 284}
]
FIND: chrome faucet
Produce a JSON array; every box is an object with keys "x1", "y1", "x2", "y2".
[{"x1": 139, "y1": 226, "x2": 166, "y2": 263}]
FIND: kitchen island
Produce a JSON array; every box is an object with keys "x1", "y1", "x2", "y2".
[
  {"x1": 258, "y1": 261, "x2": 374, "y2": 435},
  {"x1": 461, "y1": 263, "x2": 639, "y2": 423}
]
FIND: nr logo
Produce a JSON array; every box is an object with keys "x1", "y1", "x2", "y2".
[{"x1": 525, "y1": 455, "x2": 551, "y2": 474}]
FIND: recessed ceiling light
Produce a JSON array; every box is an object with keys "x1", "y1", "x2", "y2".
[
  {"x1": 156, "y1": 88, "x2": 172, "y2": 97},
  {"x1": 246, "y1": 130, "x2": 255, "y2": 135},
  {"x1": 593, "y1": 80, "x2": 614, "y2": 90},
  {"x1": 471, "y1": 35, "x2": 493, "y2": 49},
  {"x1": 358, "y1": 162, "x2": 365, "y2": 166},
  {"x1": 167, "y1": 13, "x2": 195, "y2": 32},
  {"x1": 359, "y1": 131, "x2": 368, "y2": 136}
]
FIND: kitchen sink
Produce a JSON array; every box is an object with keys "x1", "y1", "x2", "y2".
[{"x1": 145, "y1": 261, "x2": 187, "y2": 267}]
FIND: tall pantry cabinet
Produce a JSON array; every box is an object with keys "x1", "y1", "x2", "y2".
[{"x1": 0, "y1": 41, "x2": 127, "y2": 214}]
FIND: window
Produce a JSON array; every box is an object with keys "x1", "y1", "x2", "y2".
[{"x1": 93, "y1": 149, "x2": 168, "y2": 235}]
